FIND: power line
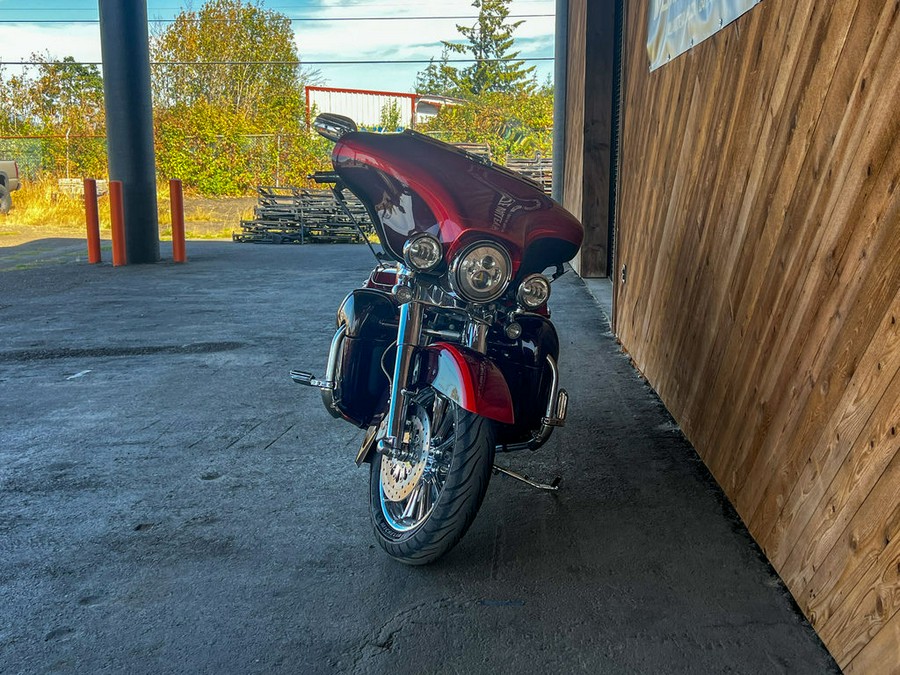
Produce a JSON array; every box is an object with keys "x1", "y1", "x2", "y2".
[
  {"x1": 0, "y1": 57, "x2": 553, "y2": 66},
  {"x1": 0, "y1": 14, "x2": 553, "y2": 24},
  {"x1": 0, "y1": 0, "x2": 553, "y2": 7}
]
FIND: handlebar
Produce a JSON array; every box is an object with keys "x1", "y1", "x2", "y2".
[{"x1": 309, "y1": 171, "x2": 340, "y2": 184}]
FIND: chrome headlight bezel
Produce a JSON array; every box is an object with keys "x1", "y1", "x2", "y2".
[
  {"x1": 449, "y1": 241, "x2": 512, "y2": 304},
  {"x1": 402, "y1": 233, "x2": 443, "y2": 272},
  {"x1": 516, "y1": 273, "x2": 551, "y2": 309}
]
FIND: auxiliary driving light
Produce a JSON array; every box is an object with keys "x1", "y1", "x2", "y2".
[
  {"x1": 517, "y1": 274, "x2": 551, "y2": 309},
  {"x1": 393, "y1": 284, "x2": 414, "y2": 304},
  {"x1": 505, "y1": 322, "x2": 523, "y2": 339},
  {"x1": 403, "y1": 233, "x2": 442, "y2": 272}
]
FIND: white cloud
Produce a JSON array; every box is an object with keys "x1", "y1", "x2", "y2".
[
  {"x1": 0, "y1": 23, "x2": 102, "y2": 64},
  {"x1": 0, "y1": 0, "x2": 556, "y2": 91},
  {"x1": 296, "y1": 0, "x2": 556, "y2": 90}
]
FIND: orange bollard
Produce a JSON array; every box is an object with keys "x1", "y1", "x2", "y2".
[
  {"x1": 169, "y1": 179, "x2": 186, "y2": 263},
  {"x1": 84, "y1": 178, "x2": 102, "y2": 264},
  {"x1": 109, "y1": 180, "x2": 127, "y2": 266}
]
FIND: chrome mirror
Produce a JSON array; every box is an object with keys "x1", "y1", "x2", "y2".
[{"x1": 313, "y1": 113, "x2": 358, "y2": 142}]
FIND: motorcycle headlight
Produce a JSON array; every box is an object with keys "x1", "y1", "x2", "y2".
[
  {"x1": 403, "y1": 233, "x2": 442, "y2": 272},
  {"x1": 516, "y1": 273, "x2": 551, "y2": 309},
  {"x1": 450, "y1": 241, "x2": 511, "y2": 303}
]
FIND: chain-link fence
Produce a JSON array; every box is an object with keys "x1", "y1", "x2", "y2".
[
  {"x1": 0, "y1": 133, "x2": 330, "y2": 193},
  {"x1": 0, "y1": 136, "x2": 108, "y2": 181}
]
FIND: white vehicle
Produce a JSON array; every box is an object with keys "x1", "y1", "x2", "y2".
[{"x1": 0, "y1": 160, "x2": 22, "y2": 214}]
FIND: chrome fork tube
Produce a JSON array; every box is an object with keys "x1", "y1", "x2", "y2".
[
  {"x1": 381, "y1": 300, "x2": 424, "y2": 454},
  {"x1": 466, "y1": 322, "x2": 488, "y2": 354}
]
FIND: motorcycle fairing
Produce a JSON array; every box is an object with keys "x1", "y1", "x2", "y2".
[
  {"x1": 332, "y1": 130, "x2": 584, "y2": 279},
  {"x1": 420, "y1": 343, "x2": 515, "y2": 425}
]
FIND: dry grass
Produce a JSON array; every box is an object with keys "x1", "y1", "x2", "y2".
[
  {"x1": 4, "y1": 180, "x2": 113, "y2": 230},
  {"x1": 159, "y1": 224, "x2": 236, "y2": 240},
  {"x1": 1, "y1": 180, "x2": 254, "y2": 245}
]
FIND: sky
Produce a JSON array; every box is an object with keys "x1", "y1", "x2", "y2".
[{"x1": 0, "y1": 0, "x2": 556, "y2": 93}]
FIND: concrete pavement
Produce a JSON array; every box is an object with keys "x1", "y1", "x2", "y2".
[{"x1": 0, "y1": 241, "x2": 838, "y2": 673}]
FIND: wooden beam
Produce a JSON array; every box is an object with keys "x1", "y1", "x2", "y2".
[
  {"x1": 563, "y1": 0, "x2": 616, "y2": 278},
  {"x1": 579, "y1": 0, "x2": 616, "y2": 278}
]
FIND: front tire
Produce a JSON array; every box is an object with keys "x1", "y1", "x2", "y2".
[{"x1": 369, "y1": 387, "x2": 495, "y2": 565}]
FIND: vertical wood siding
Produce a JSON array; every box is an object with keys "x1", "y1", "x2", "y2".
[
  {"x1": 563, "y1": 0, "x2": 586, "y2": 274},
  {"x1": 563, "y1": 0, "x2": 616, "y2": 278},
  {"x1": 613, "y1": 0, "x2": 900, "y2": 669}
]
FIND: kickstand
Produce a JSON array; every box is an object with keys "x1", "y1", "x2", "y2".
[{"x1": 493, "y1": 464, "x2": 561, "y2": 491}]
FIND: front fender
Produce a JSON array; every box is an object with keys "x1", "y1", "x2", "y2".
[{"x1": 420, "y1": 343, "x2": 514, "y2": 424}]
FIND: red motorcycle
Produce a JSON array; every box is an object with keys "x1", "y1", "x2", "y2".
[{"x1": 293, "y1": 113, "x2": 583, "y2": 564}]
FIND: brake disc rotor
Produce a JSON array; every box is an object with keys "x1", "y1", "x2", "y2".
[{"x1": 381, "y1": 407, "x2": 430, "y2": 502}]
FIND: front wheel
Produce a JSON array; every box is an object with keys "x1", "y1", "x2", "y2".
[{"x1": 369, "y1": 387, "x2": 495, "y2": 565}]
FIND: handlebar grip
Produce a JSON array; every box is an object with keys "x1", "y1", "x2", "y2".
[{"x1": 309, "y1": 171, "x2": 340, "y2": 184}]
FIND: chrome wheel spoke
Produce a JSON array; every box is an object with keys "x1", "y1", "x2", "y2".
[
  {"x1": 431, "y1": 396, "x2": 449, "y2": 438},
  {"x1": 429, "y1": 479, "x2": 440, "y2": 505},
  {"x1": 401, "y1": 482, "x2": 422, "y2": 520},
  {"x1": 429, "y1": 438, "x2": 453, "y2": 461},
  {"x1": 415, "y1": 479, "x2": 429, "y2": 520},
  {"x1": 380, "y1": 391, "x2": 456, "y2": 532}
]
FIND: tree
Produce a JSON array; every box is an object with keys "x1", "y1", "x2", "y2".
[
  {"x1": 0, "y1": 54, "x2": 106, "y2": 177},
  {"x1": 29, "y1": 56, "x2": 104, "y2": 132},
  {"x1": 417, "y1": 90, "x2": 553, "y2": 160},
  {"x1": 378, "y1": 100, "x2": 403, "y2": 132},
  {"x1": 414, "y1": 47, "x2": 455, "y2": 96},
  {"x1": 150, "y1": 0, "x2": 329, "y2": 194},
  {"x1": 416, "y1": 0, "x2": 536, "y2": 97},
  {"x1": 150, "y1": 0, "x2": 318, "y2": 114}
]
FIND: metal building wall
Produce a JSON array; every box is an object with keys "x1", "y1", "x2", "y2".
[{"x1": 306, "y1": 86, "x2": 416, "y2": 129}]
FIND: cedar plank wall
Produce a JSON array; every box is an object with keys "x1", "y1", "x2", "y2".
[
  {"x1": 563, "y1": 0, "x2": 586, "y2": 274},
  {"x1": 612, "y1": 0, "x2": 900, "y2": 670},
  {"x1": 564, "y1": 0, "x2": 615, "y2": 278}
]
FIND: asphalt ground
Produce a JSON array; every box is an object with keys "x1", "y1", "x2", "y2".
[{"x1": 0, "y1": 240, "x2": 838, "y2": 674}]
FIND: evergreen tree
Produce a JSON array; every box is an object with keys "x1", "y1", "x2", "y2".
[
  {"x1": 414, "y1": 47, "x2": 456, "y2": 96},
  {"x1": 415, "y1": 0, "x2": 536, "y2": 97}
]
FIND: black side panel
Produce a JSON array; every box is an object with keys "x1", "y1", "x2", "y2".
[
  {"x1": 333, "y1": 289, "x2": 397, "y2": 428},
  {"x1": 337, "y1": 288, "x2": 397, "y2": 339},
  {"x1": 488, "y1": 315, "x2": 560, "y2": 445}
]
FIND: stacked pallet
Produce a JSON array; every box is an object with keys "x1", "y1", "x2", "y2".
[
  {"x1": 505, "y1": 154, "x2": 553, "y2": 195},
  {"x1": 233, "y1": 186, "x2": 372, "y2": 244}
]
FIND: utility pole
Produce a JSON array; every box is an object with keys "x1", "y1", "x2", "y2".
[{"x1": 98, "y1": 0, "x2": 159, "y2": 264}]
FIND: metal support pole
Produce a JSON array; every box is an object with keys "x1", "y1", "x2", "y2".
[
  {"x1": 98, "y1": 0, "x2": 159, "y2": 264},
  {"x1": 109, "y1": 180, "x2": 127, "y2": 267},
  {"x1": 84, "y1": 178, "x2": 101, "y2": 264},
  {"x1": 552, "y1": 0, "x2": 569, "y2": 203},
  {"x1": 169, "y1": 179, "x2": 186, "y2": 263}
]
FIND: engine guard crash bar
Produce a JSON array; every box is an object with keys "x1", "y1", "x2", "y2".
[
  {"x1": 290, "y1": 325, "x2": 346, "y2": 419},
  {"x1": 498, "y1": 355, "x2": 568, "y2": 452},
  {"x1": 292, "y1": 326, "x2": 569, "y2": 452}
]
